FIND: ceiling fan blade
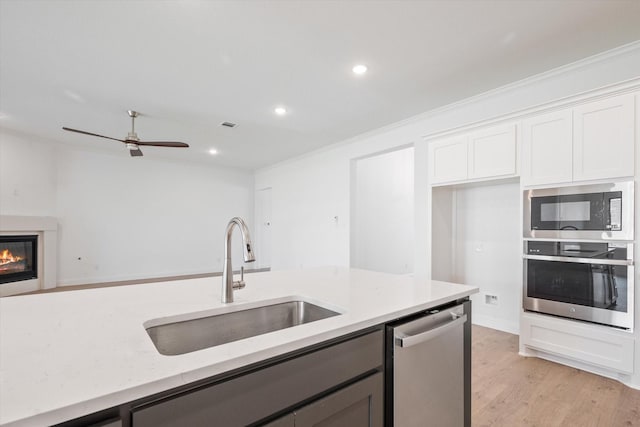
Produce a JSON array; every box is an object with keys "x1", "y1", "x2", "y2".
[
  {"x1": 136, "y1": 141, "x2": 189, "y2": 148},
  {"x1": 129, "y1": 148, "x2": 144, "y2": 157},
  {"x1": 62, "y1": 127, "x2": 125, "y2": 143}
]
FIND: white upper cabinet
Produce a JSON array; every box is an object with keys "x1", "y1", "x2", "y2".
[
  {"x1": 573, "y1": 94, "x2": 635, "y2": 182},
  {"x1": 522, "y1": 110, "x2": 573, "y2": 186},
  {"x1": 429, "y1": 124, "x2": 517, "y2": 185},
  {"x1": 430, "y1": 92, "x2": 635, "y2": 187},
  {"x1": 428, "y1": 136, "x2": 468, "y2": 184},
  {"x1": 468, "y1": 124, "x2": 517, "y2": 180},
  {"x1": 521, "y1": 93, "x2": 635, "y2": 187}
]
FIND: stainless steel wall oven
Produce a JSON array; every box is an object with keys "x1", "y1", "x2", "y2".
[{"x1": 523, "y1": 240, "x2": 634, "y2": 329}]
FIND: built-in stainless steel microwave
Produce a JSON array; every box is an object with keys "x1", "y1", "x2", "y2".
[{"x1": 524, "y1": 181, "x2": 634, "y2": 240}]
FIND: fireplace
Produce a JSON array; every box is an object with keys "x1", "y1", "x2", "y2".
[
  {"x1": 0, "y1": 215, "x2": 57, "y2": 296},
  {"x1": 0, "y1": 235, "x2": 38, "y2": 284}
]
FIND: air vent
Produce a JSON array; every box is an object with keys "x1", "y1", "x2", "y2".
[{"x1": 221, "y1": 121, "x2": 237, "y2": 128}]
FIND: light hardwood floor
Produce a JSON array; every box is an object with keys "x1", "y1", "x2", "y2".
[{"x1": 472, "y1": 325, "x2": 640, "y2": 427}]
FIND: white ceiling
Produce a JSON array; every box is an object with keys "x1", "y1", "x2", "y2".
[{"x1": 1, "y1": 1, "x2": 639, "y2": 170}]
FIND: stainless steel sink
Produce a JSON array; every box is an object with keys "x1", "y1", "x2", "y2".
[{"x1": 146, "y1": 300, "x2": 341, "y2": 355}]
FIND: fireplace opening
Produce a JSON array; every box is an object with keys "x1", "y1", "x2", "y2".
[{"x1": 0, "y1": 235, "x2": 37, "y2": 284}]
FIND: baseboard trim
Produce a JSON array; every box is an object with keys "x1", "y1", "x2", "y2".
[
  {"x1": 522, "y1": 345, "x2": 640, "y2": 391},
  {"x1": 472, "y1": 315, "x2": 519, "y2": 335}
]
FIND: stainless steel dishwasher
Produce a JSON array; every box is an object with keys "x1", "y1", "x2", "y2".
[{"x1": 386, "y1": 300, "x2": 471, "y2": 427}]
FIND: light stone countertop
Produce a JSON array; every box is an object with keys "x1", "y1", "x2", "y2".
[{"x1": 0, "y1": 267, "x2": 478, "y2": 426}]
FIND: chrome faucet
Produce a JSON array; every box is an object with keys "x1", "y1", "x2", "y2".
[{"x1": 222, "y1": 217, "x2": 256, "y2": 303}]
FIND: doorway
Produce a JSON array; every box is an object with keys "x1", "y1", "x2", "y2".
[{"x1": 351, "y1": 146, "x2": 414, "y2": 274}]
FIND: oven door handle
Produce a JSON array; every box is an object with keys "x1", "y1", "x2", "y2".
[{"x1": 523, "y1": 254, "x2": 633, "y2": 266}]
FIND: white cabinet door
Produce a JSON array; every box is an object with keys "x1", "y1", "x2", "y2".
[
  {"x1": 522, "y1": 110, "x2": 573, "y2": 186},
  {"x1": 573, "y1": 94, "x2": 635, "y2": 182},
  {"x1": 467, "y1": 124, "x2": 517, "y2": 180},
  {"x1": 428, "y1": 136, "x2": 468, "y2": 184}
]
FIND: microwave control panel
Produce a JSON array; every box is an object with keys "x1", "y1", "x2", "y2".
[{"x1": 608, "y1": 197, "x2": 622, "y2": 231}]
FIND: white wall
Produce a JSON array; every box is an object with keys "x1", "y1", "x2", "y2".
[
  {"x1": 451, "y1": 181, "x2": 521, "y2": 333},
  {"x1": 351, "y1": 147, "x2": 414, "y2": 274},
  {"x1": 0, "y1": 132, "x2": 57, "y2": 216},
  {"x1": 0, "y1": 132, "x2": 254, "y2": 285},
  {"x1": 430, "y1": 186, "x2": 454, "y2": 283},
  {"x1": 431, "y1": 181, "x2": 521, "y2": 334},
  {"x1": 254, "y1": 120, "x2": 424, "y2": 271},
  {"x1": 256, "y1": 42, "x2": 640, "y2": 277},
  {"x1": 254, "y1": 187, "x2": 272, "y2": 269},
  {"x1": 254, "y1": 158, "x2": 351, "y2": 270}
]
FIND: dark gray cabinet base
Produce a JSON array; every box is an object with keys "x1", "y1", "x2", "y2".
[
  {"x1": 264, "y1": 372, "x2": 382, "y2": 427},
  {"x1": 294, "y1": 372, "x2": 383, "y2": 427},
  {"x1": 131, "y1": 329, "x2": 384, "y2": 427}
]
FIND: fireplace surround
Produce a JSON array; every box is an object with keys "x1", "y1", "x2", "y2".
[{"x1": 0, "y1": 216, "x2": 57, "y2": 296}]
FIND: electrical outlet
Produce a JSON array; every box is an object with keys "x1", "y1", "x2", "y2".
[{"x1": 485, "y1": 294, "x2": 499, "y2": 305}]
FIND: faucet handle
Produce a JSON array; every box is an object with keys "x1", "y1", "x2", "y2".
[{"x1": 233, "y1": 266, "x2": 246, "y2": 290}]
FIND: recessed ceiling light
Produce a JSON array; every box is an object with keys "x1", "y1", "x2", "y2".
[
  {"x1": 209, "y1": 148, "x2": 218, "y2": 155},
  {"x1": 352, "y1": 64, "x2": 368, "y2": 75},
  {"x1": 274, "y1": 106, "x2": 287, "y2": 116}
]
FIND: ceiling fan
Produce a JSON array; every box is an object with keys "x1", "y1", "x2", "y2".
[{"x1": 62, "y1": 110, "x2": 189, "y2": 157}]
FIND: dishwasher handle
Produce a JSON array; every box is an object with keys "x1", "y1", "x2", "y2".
[{"x1": 395, "y1": 314, "x2": 467, "y2": 348}]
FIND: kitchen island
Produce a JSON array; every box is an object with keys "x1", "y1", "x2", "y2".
[{"x1": 0, "y1": 267, "x2": 477, "y2": 426}]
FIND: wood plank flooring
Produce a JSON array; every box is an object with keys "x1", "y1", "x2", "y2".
[{"x1": 472, "y1": 325, "x2": 640, "y2": 427}]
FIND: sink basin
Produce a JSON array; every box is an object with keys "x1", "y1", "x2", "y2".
[{"x1": 145, "y1": 300, "x2": 341, "y2": 355}]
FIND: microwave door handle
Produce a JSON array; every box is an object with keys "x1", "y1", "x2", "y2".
[{"x1": 523, "y1": 254, "x2": 633, "y2": 266}]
